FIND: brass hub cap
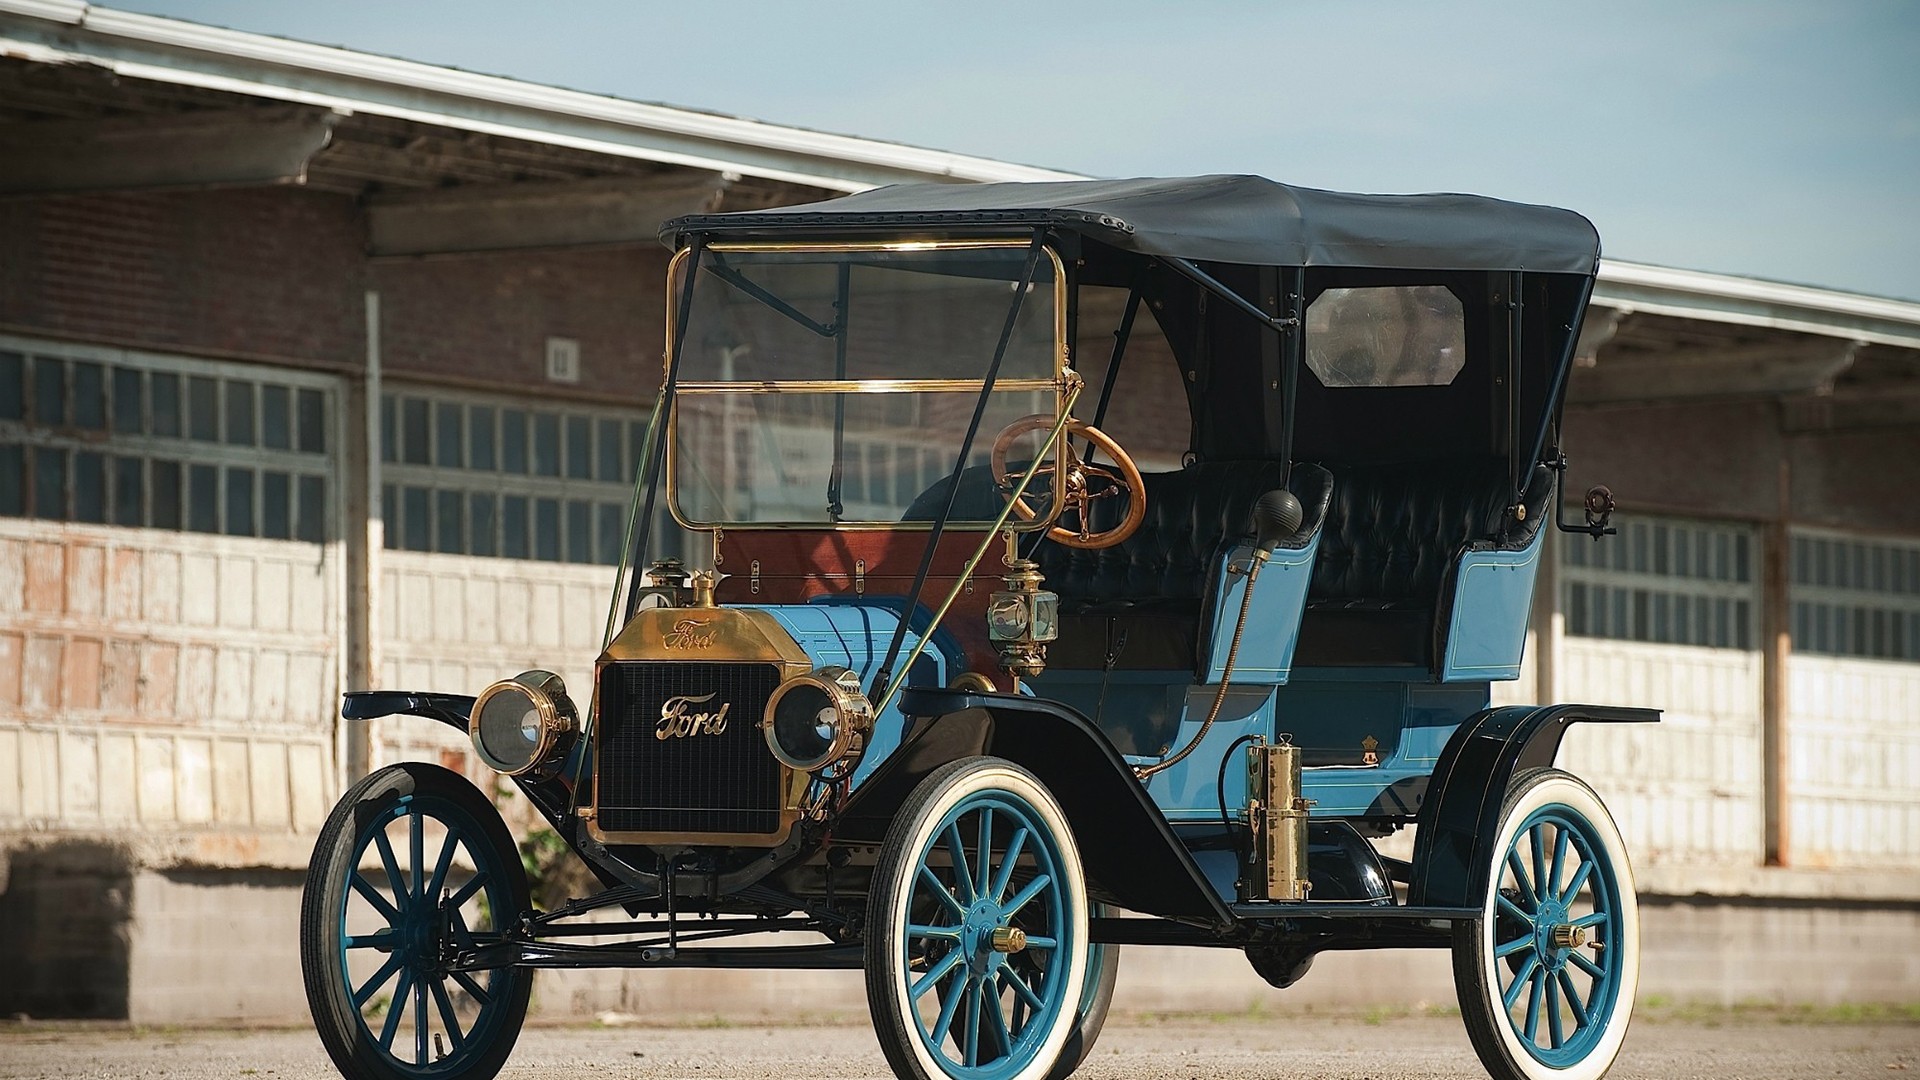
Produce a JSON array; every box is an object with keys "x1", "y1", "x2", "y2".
[{"x1": 989, "y1": 926, "x2": 1027, "y2": 954}]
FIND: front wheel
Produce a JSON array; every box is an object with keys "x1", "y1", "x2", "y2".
[
  {"x1": 866, "y1": 758, "x2": 1091, "y2": 1080},
  {"x1": 300, "y1": 763, "x2": 532, "y2": 1080},
  {"x1": 1453, "y1": 768, "x2": 1639, "y2": 1080}
]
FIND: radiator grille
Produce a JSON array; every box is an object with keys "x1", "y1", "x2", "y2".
[{"x1": 596, "y1": 661, "x2": 785, "y2": 836}]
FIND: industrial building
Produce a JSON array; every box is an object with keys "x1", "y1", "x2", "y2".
[{"x1": 1, "y1": 1, "x2": 1915, "y2": 1023}]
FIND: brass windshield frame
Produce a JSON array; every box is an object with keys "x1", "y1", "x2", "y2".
[{"x1": 662, "y1": 239, "x2": 1071, "y2": 532}]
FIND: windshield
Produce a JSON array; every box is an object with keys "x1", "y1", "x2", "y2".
[{"x1": 668, "y1": 242, "x2": 1065, "y2": 528}]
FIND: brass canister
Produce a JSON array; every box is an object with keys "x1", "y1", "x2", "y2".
[{"x1": 1249, "y1": 741, "x2": 1312, "y2": 902}]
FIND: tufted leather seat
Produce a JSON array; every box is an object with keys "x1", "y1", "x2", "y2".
[{"x1": 1295, "y1": 459, "x2": 1551, "y2": 667}]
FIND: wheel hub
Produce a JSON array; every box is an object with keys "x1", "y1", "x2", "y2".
[{"x1": 962, "y1": 899, "x2": 1014, "y2": 974}]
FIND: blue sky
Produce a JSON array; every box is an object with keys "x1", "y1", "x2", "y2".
[{"x1": 113, "y1": 1, "x2": 1920, "y2": 301}]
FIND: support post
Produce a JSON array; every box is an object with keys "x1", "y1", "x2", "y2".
[
  {"x1": 1762, "y1": 451, "x2": 1791, "y2": 866},
  {"x1": 342, "y1": 290, "x2": 383, "y2": 783}
]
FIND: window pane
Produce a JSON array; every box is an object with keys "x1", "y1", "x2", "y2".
[
  {"x1": 502, "y1": 496, "x2": 529, "y2": 559},
  {"x1": 532, "y1": 414, "x2": 560, "y2": 477},
  {"x1": 34, "y1": 357, "x2": 64, "y2": 427},
  {"x1": 469, "y1": 493, "x2": 497, "y2": 557},
  {"x1": 502, "y1": 410, "x2": 528, "y2": 473},
  {"x1": 297, "y1": 388, "x2": 326, "y2": 454},
  {"x1": 225, "y1": 467, "x2": 255, "y2": 536},
  {"x1": 152, "y1": 373, "x2": 181, "y2": 437},
  {"x1": 380, "y1": 394, "x2": 397, "y2": 463},
  {"x1": 297, "y1": 475, "x2": 326, "y2": 543},
  {"x1": 32, "y1": 446, "x2": 65, "y2": 518},
  {"x1": 402, "y1": 397, "x2": 429, "y2": 464},
  {"x1": 435, "y1": 403, "x2": 463, "y2": 468},
  {"x1": 535, "y1": 497, "x2": 560, "y2": 560},
  {"x1": 225, "y1": 381, "x2": 256, "y2": 446},
  {"x1": 73, "y1": 362, "x2": 105, "y2": 431},
  {"x1": 469, "y1": 406, "x2": 497, "y2": 471},
  {"x1": 0, "y1": 444, "x2": 23, "y2": 515},
  {"x1": 597, "y1": 502, "x2": 624, "y2": 565},
  {"x1": 597, "y1": 418, "x2": 623, "y2": 482},
  {"x1": 566, "y1": 499, "x2": 591, "y2": 562},
  {"x1": 262, "y1": 385, "x2": 291, "y2": 449},
  {"x1": 402, "y1": 486, "x2": 430, "y2": 551},
  {"x1": 262, "y1": 471, "x2": 291, "y2": 540},
  {"x1": 435, "y1": 489, "x2": 464, "y2": 553},
  {"x1": 74, "y1": 451, "x2": 106, "y2": 523},
  {"x1": 381, "y1": 484, "x2": 397, "y2": 548},
  {"x1": 112, "y1": 367, "x2": 143, "y2": 434},
  {"x1": 188, "y1": 463, "x2": 218, "y2": 532},
  {"x1": 565, "y1": 416, "x2": 591, "y2": 479},
  {"x1": 0, "y1": 352, "x2": 21, "y2": 421},
  {"x1": 152, "y1": 461, "x2": 181, "y2": 529},
  {"x1": 189, "y1": 376, "x2": 219, "y2": 441}
]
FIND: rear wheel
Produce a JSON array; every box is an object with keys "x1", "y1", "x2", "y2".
[
  {"x1": 300, "y1": 764, "x2": 531, "y2": 1080},
  {"x1": 866, "y1": 758, "x2": 1091, "y2": 1080},
  {"x1": 1453, "y1": 768, "x2": 1638, "y2": 1080}
]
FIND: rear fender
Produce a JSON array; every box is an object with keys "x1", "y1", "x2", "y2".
[
  {"x1": 839, "y1": 687, "x2": 1234, "y2": 929},
  {"x1": 1407, "y1": 703, "x2": 1660, "y2": 909}
]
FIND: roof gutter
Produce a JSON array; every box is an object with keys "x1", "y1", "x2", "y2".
[{"x1": 1595, "y1": 260, "x2": 1920, "y2": 350}]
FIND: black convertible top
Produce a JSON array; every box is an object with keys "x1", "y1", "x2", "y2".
[{"x1": 663, "y1": 174, "x2": 1600, "y2": 275}]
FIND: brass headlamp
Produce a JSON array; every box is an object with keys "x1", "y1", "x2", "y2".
[
  {"x1": 762, "y1": 666, "x2": 875, "y2": 773},
  {"x1": 469, "y1": 669, "x2": 579, "y2": 778}
]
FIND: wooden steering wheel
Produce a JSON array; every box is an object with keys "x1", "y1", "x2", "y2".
[{"x1": 989, "y1": 414, "x2": 1147, "y2": 549}]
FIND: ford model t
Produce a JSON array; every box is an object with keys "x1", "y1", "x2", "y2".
[{"x1": 301, "y1": 175, "x2": 1654, "y2": 1080}]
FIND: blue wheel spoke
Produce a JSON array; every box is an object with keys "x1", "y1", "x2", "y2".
[
  {"x1": 1571, "y1": 911, "x2": 1609, "y2": 929},
  {"x1": 945, "y1": 824, "x2": 976, "y2": 904},
  {"x1": 1558, "y1": 860, "x2": 1595, "y2": 905},
  {"x1": 908, "y1": 923, "x2": 963, "y2": 941},
  {"x1": 1002, "y1": 967, "x2": 1045, "y2": 1011},
  {"x1": 353, "y1": 954, "x2": 404, "y2": 1007},
  {"x1": 1523, "y1": 966, "x2": 1545, "y2": 1041},
  {"x1": 1549, "y1": 826, "x2": 1569, "y2": 902},
  {"x1": 409, "y1": 808, "x2": 425, "y2": 906},
  {"x1": 1558, "y1": 969, "x2": 1590, "y2": 1030},
  {"x1": 373, "y1": 829, "x2": 408, "y2": 913},
  {"x1": 989, "y1": 827, "x2": 1029, "y2": 904},
  {"x1": 349, "y1": 872, "x2": 401, "y2": 924},
  {"x1": 918, "y1": 865, "x2": 968, "y2": 918},
  {"x1": 1546, "y1": 971, "x2": 1565, "y2": 1048},
  {"x1": 962, "y1": 974, "x2": 982, "y2": 1066},
  {"x1": 413, "y1": 973, "x2": 429, "y2": 1065},
  {"x1": 975, "y1": 807, "x2": 994, "y2": 901},
  {"x1": 1529, "y1": 827, "x2": 1548, "y2": 905},
  {"x1": 448, "y1": 871, "x2": 490, "y2": 912},
  {"x1": 449, "y1": 969, "x2": 492, "y2": 1005},
  {"x1": 1001, "y1": 874, "x2": 1051, "y2": 918},
  {"x1": 1502, "y1": 953, "x2": 1540, "y2": 1011},
  {"x1": 1570, "y1": 950, "x2": 1606, "y2": 979},
  {"x1": 378, "y1": 968, "x2": 414, "y2": 1049},
  {"x1": 1496, "y1": 892, "x2": 1534, "y2": 925},
  {"x1": 1021, "y1": 935, "x2": 1056, "y2": 950},
  {"x1": 982, "y1": 978, "x2": 1012, "y2": 1058},
  {"x1": 1505, "y1": 850, "x2": 1535, "y2": 909},
  {"x1": 430, "y1": 977, "x2": 465, "y2": 1050},
  {"x1": 931, "y1": 968, "x2": 969, "y2": 1048},
  {"x1": 911, "y1": 950, "x2": 965, "y2": 1000},
  {"x1": 1494, "y1": 934, "x2": 1534, "y2": 959},
  {"x1": 425, "y1": 829, "x2": 459, "y2": 906}
]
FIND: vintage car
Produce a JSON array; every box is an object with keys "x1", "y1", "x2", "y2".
[{"x1": 300, "y1": 175, "x2": 1655, "y2": 1080}]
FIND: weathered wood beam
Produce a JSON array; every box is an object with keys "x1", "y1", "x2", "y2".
[
  {"x1": 366, "y1": 173, "x2": 728, "y2": 256},
  {"x1": 0, "y1": 105, "x2": 340, "y2": 195},
  {"x1": 1569, "y1": 339, "x2": 1861, "y2": 404}
]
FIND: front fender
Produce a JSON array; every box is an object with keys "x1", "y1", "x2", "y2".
[
  {"x1": 1406, "y1": 703, "x2": 1660, "y2": 909},
  {"x1": 838, "y1": 687, "x2": 1234, "y2": 929}
]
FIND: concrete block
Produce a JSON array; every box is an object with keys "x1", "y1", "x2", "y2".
[
  {"x1": 24, "y1": 540, "x2": 64, "y2": 613},
  {"x1": 0, "y1": 840, "x2": 133, "y2": 1018},
  {"x1": 99, "y1": 732, "x2": 136, "y2": 820},
  {"x1": 138, "y1": 642, "x2": 179, "y2": 720},
  {"x1": 59, "y1": 730, "x2": 98, "y2": 818},
  {"x1": 67, "y1": 543, "x2": 105, "y2": 618},
  {"x1": 61, "y1": 637, "x2": 103, "y2": 712},
  {"x1": 218, "y1": 556, "x2": 254, "y2": 629},
  {"x1": 0, "y1": 727, "x2": 20, "y2": 819},
  {"x1": 106, "y1": 548, "x2": 142, "y2": 622},
  {"x1": 136, "y1": 735, "x2": 175, "y2": 822},
  {"x1": 143, "y1": 549, "x2": 180, "y2": 625},
  {"x1": 249, "y1": 739, "x2": 290, "y2": 827},
  {"x1": 20, "y1": 728, "x2": 57, "y2": 818},
  {"x1": 22, "y1": 635, "x2": 60, "y2": 713},
  {"x1": 212, "y1": 738, "x2": 250, "y2": 825},
  {"x1": 0, "y1": 630, "x2": 22, "y2": 709},
  {"x1": 176, "y1": 737, "x2": 212, "y2": 824},
  {"x1": 181, "y1": 553, "x2": 217, "y2": 626}
]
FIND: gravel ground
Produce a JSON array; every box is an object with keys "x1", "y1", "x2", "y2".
[{"x1": 0, "y1": 1014, "x2": 1914, "y2": 1080}]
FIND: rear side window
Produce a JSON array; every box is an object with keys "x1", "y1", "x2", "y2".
[{"x1": 1306, "y1": 285, "x2": 1466, "y2": 387}]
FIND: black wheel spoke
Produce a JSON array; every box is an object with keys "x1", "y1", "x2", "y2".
[
  {"x1": 430, "y1": 977, "x2": 466, "y2": 1050},
  {"x1": 409, "y1": 806, "x2": 425, "y2": 907},
  {"x1": 413, "y1": 973, "x2": 430, "y2": 1065},
  {"x1": 448, "y1": 871, "x2": 490, "y2": 911},
  {"x1": 378, "y1": 968, "x2": 414, "y2": 1050},
  {"x1": 425, "y1": 827, "x2": 459, "y2": 904},
  {"x1": 373, "y1": 828, "x2": 408, "y2": 913},
  {"x1": 353, "y1": 953, "x2": 403, "y2": 1007},
  {"x1": 449, "y1": 968, "x2": 492, "y2": 1005},
  {"x1": 350, "y1": 872, "x2": 401, "y2": 924}
]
